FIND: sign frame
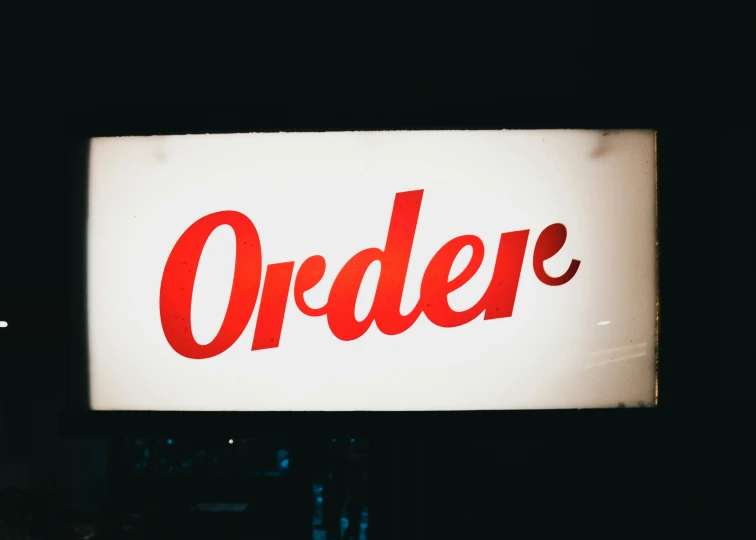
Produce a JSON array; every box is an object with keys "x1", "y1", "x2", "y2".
[{"x1": 61, "y1": 103, "x2": 667, "y2": 438}]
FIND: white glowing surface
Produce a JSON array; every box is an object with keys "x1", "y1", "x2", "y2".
[{"x1": 87, "y1": 130, "x2": 656, "y2": 411}]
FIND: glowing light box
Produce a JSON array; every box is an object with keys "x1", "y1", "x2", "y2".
[{"x1": 87, "y1": 130, "x2": 657, "y2": 411}]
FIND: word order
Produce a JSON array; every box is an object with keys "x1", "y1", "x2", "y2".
[{"x1": 160, "y1": 190, "x2": 580, "y2": 359}]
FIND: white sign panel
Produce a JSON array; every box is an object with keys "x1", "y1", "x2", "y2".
[{"x1": 87, "y1": 130, "x2": 657, "y2": 411}]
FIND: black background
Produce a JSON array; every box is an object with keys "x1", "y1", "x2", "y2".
[{"x1": 1, "y1": 7, "x2": 753, "y2": 537}]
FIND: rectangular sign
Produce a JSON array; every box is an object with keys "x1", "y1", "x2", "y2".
[{"x1": 87, "y1": 130, "x2": 657, "y2": 411}]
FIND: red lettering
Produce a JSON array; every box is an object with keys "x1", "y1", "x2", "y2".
[
  {"x1": 293, "y1": 255, "x2": 328, "y2": 316},
  {"x1": 325, "y1": 190, "x2": 424, "y2": 341},
  {"x1": 159, "y1": 192, "x2": 579, "y2": 358},
  {"x1": 160, "y1": 211, "x2": 262, "y2": 359},
  {"x1": 481, "y1": 231, "x2": 531, "y2": 320},
  {"x1": 422, "y1": 235, "x2": 486, "y2": 327},
  {"x1": 533, "y1": 223, "x2": 580, "y2": 286},
  {"x1": 251, "y1": 262, "x2": 295, "y2": 351},
  {"x1": 421, "y1": 230, "x2": 529, "y2": 327}
]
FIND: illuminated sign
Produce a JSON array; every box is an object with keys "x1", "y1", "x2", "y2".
[{"x1": 88, "y1": 130, "x2": 657, "y2": 411}]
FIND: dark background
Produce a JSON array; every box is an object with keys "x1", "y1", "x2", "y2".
[{"x1": 2, "y1": 8, "x2": 753, "y2": 537}]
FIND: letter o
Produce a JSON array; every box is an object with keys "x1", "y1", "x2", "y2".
[{"x1": 159, "y1": 211, "x2": 263, "y2": 359}]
